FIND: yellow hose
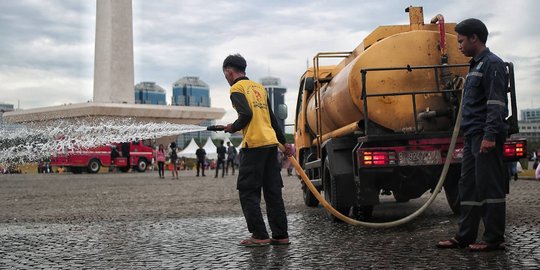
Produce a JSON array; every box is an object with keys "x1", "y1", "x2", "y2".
[{"x1": 281, "y1": 87, "x2": 463, "y2": 228}]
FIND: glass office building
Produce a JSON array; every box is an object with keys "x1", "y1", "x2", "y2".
[
  {"x1": 260, "y1": 76, "x2": 287, "y2": 132},
  {"x1": 172, "y1": 76, "x2": 210, "y2": 107},
  {"x1": 134, "y1": 82, "x2": 166, "y2": 105},
  {"x1": 172, "y1": 76, "x2": 213, "y2": 147}
]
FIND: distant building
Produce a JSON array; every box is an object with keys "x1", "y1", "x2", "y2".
[
  {"x1": 260, "y1": 76, "x2": 286, "y2": 132},
  {"x1": 171, "y1": 76, "x2": 213, "y2": 148},
  {"x1": 517, "y1": 121, "x2": 540, "y2": 141},
  {"x1": 0, "y1": 103, "x2": 14, "y2": 114},
  {"x1": 521, "y1": 108, "x2": 540, "y2": 122},
  {"x1": 172, "y1": 76, "x2": 210, "y2": 107},
  {"x1": 0, "y1": 103, "x2": 15, "y2": 125},
  {"x1": 134, "y1": 82, "x2": 166, "y2": 105},
  {"x1": 516, "y1": 108, "x2": 540, "y2": 142}
]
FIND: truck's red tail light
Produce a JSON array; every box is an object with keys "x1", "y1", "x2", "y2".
[
  {"x1": 360, "y1": 151, "x2": 397, "y2": 166},
  {"x1": 504, "y1": 141, "x2": 526, "y2": 158}
]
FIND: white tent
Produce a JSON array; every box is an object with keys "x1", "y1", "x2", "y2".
[
  {"x1": 178, "y1": 138, "x2": 199, "y2": 158},
  {"x1": 203, "y1": 137, "x2": 217, "y2": 159},
  {"x1": 236, "y1": 140, "x2": 243, "y2": 154},
  {"x1": 223, "y1": 137, "x2": 232, "y2": 146}
]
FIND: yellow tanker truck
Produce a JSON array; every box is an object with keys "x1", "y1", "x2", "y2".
[{"x1": 293, "y1": 6, "x2": 525, "y2": 219}]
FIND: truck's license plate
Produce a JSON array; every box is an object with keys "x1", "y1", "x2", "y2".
[{"x1": 398, "y1": 150, "x2": 441, "y2": 166}]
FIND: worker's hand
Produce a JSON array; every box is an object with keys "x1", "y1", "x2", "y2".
[
  {"x1": 223, "y1": 124, "x2": 234, "y2": 133},
  {"x1": 480, "y1": 139, "x2": 495, "y2": 153},
  {"x1": 283, "y1": 144, "x2": 293, "y2": 157}
]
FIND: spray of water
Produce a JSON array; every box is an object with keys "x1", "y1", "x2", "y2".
[{"x1": 0, "y1": 117, "x2": 207, "y2": 164}]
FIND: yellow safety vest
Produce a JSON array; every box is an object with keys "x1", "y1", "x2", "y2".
[{"x1": 230, "y1": 79, "x2": 279, "y2": 148}]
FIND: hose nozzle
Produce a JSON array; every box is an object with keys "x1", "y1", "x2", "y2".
[{"x1": 206, "y1": 125, "x2": 225, "y2": 131}]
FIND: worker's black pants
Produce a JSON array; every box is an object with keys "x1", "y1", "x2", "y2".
[
  {"x1": 196, "y1": 160, "x2": 205, "y2": 176},
  {"x1": 226, "y1": 159, "x2": 235, "y2": 175},
  {"x1": 237, "y1": 146, "x2": 288, "y2": 240},
  {"x1": 455, "y1": 132, "x2": 507, "y2": 245},
  {"x1": 215, "y1": 158, "x2": 225, "y2": 177}
]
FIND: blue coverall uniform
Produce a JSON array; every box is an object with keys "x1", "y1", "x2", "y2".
[{"x1": 455, "y1": 48, "x2": 509, "y2": 245}]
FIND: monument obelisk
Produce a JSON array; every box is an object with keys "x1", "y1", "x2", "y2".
[
  {"x1": 4, "y1": 0, "x2": 225, "y2": 124},
  {"x1": 93, "y1": 0, "x2": 134, "y2": 104}
]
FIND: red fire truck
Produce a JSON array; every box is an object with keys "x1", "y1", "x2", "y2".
[{"x1": 51, "y1": 140, "x2": 154, "y2": 174}]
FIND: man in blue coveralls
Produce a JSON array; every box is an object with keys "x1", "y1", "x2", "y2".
[{"x1": 436, "y1": 18, "x2": 509, "y2": 251}]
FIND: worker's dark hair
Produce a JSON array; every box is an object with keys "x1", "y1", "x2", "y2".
[
  {"x1": 223, "y1": 54, "x2": 247, "y2": 72},
  {"x1": 455, "y1": 18, "x2": 488, "y2": 44}
]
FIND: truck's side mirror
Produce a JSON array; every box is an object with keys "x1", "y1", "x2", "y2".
[
  {"x1": 277, "y1": 104, "x2": 288, "y2": 120},
  {"x1": 305, "y1": 77, "x2": 315, "y2": 92}
]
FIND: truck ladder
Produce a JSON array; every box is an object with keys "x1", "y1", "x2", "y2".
[{"x1": 312, "y1": 52, "x2": 352, "y2": 159}]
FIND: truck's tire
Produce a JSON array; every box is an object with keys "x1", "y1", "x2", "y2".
[
  {"x1": 302, "y1": 182, "x2": 319, "y2": 207},
  {"x1": 136, "y1": 158, "x2": 148, "y2": 172},
  {"x1": 352, "y1": 205, "x2": 374, "y2": 219},
  {"x1": 392, "y1": 191, "x2": 410, "y2": 203},
  {"x1": 87, "y1": 159, "x2": 101, "y2": 174},
  {"x1": 323, "y1": 157, "x2": 350, "y2": 221}
]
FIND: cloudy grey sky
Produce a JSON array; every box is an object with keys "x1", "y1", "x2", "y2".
[{"x1": 1, "y1": 0, "x2": 538, "y2": 125}]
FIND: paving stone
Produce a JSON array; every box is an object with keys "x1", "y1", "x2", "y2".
[{"x1": 0, "y1": 172, "x2": 539, "y2": 268}]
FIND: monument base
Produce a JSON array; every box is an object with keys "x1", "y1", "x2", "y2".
[{"x1": 2, "y1": 102, "x2": 225, "y2": 124}]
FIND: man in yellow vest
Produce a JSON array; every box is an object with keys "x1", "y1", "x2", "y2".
[{"x1": 222, "y1": 54, "x2": 292, "y2": 247}]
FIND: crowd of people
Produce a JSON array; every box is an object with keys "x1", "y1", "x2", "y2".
[
  {"x1": 152, "y1": 139, "x2": 296, "y2": 179},
  {"x1": 37, "y1": 160, "x2": 53, "y2": 174}
]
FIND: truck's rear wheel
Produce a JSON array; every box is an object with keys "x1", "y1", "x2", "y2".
[
  {"x1": 87, "y1": 159, "x2": 101, "y2": 174},
  {"x1": 302, "y1": 182, "x2": 319, "y2": 207},
  {"x1": 136, "y1": 159, "x2": 148, "y2": 172},
  {"x1": 352, "y1": 205, "x2": 374, "y2": 219},
  {"x1": 392, "y1": 191, "x2": 410, "y2": 203},
  {"x1": 323, "y1": 157, "x2": 350, "y2": 221}
]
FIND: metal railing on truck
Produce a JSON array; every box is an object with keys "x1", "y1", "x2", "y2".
[{"x1": 359, "y1": 63, "x2": 519, "y2": 142}]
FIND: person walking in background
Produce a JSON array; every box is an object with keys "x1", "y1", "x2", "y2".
[
  {"x1": 226, "y1": 141, "x2": 237, "y2": 175},
  {"x1": 436, "y1": 18, "x2": 509, "y2": 252},
  {"x1": 110, "y1": 145, "x2": 120, "y2": 173},
  {"x1": 196, "y1": 145, "x2": 206, "y2": 177},
  {"x1": 216, "y1": 140, "x2": 226, "y2": 178},
  {"x1": 169, "y1": 142, "x2": 179, "y2": 180},
  {"x1": 155, "y1": 144, "x2": 166, "y2": 179},
  {"x1": 284, "y1": 144, "x2": 296, "y2": 176},
  {"x1": 222, "y1": 54, "x2": 292, "y2": 247},
  {"x1": 536, "y1": 160, "x2": 540, "y2": 180}
]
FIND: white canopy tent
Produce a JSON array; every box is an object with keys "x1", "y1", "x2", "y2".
[
  {"x1": 236, "y1": 140, "x2": 243, "y2": 154},
  {"x1": 203, "y1": 137, "x2": 217, "y2": 159},
  {"x1": 222, "y1": 137, "x2": 232, "y2": 146},
  {"x1": 178, "y1": 138, "x2": 199, "y2": 158}
]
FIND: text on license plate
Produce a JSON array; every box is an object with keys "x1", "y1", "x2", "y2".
[{"x1": 398, "y1": 150, "x2": 441, "y2": 166}]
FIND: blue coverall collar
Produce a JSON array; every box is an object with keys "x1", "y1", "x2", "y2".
[{"x1": 471, "y1": 47, "x2": 491, "y2": 65}]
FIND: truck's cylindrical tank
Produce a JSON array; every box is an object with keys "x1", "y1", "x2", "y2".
[{"x1": 306, "y1": 30, "x2": 469, "y2": 135}]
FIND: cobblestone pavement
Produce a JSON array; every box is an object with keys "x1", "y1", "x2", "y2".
[{"x1": 0, "y1": 171, "x2": 539, "y2": 269}]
